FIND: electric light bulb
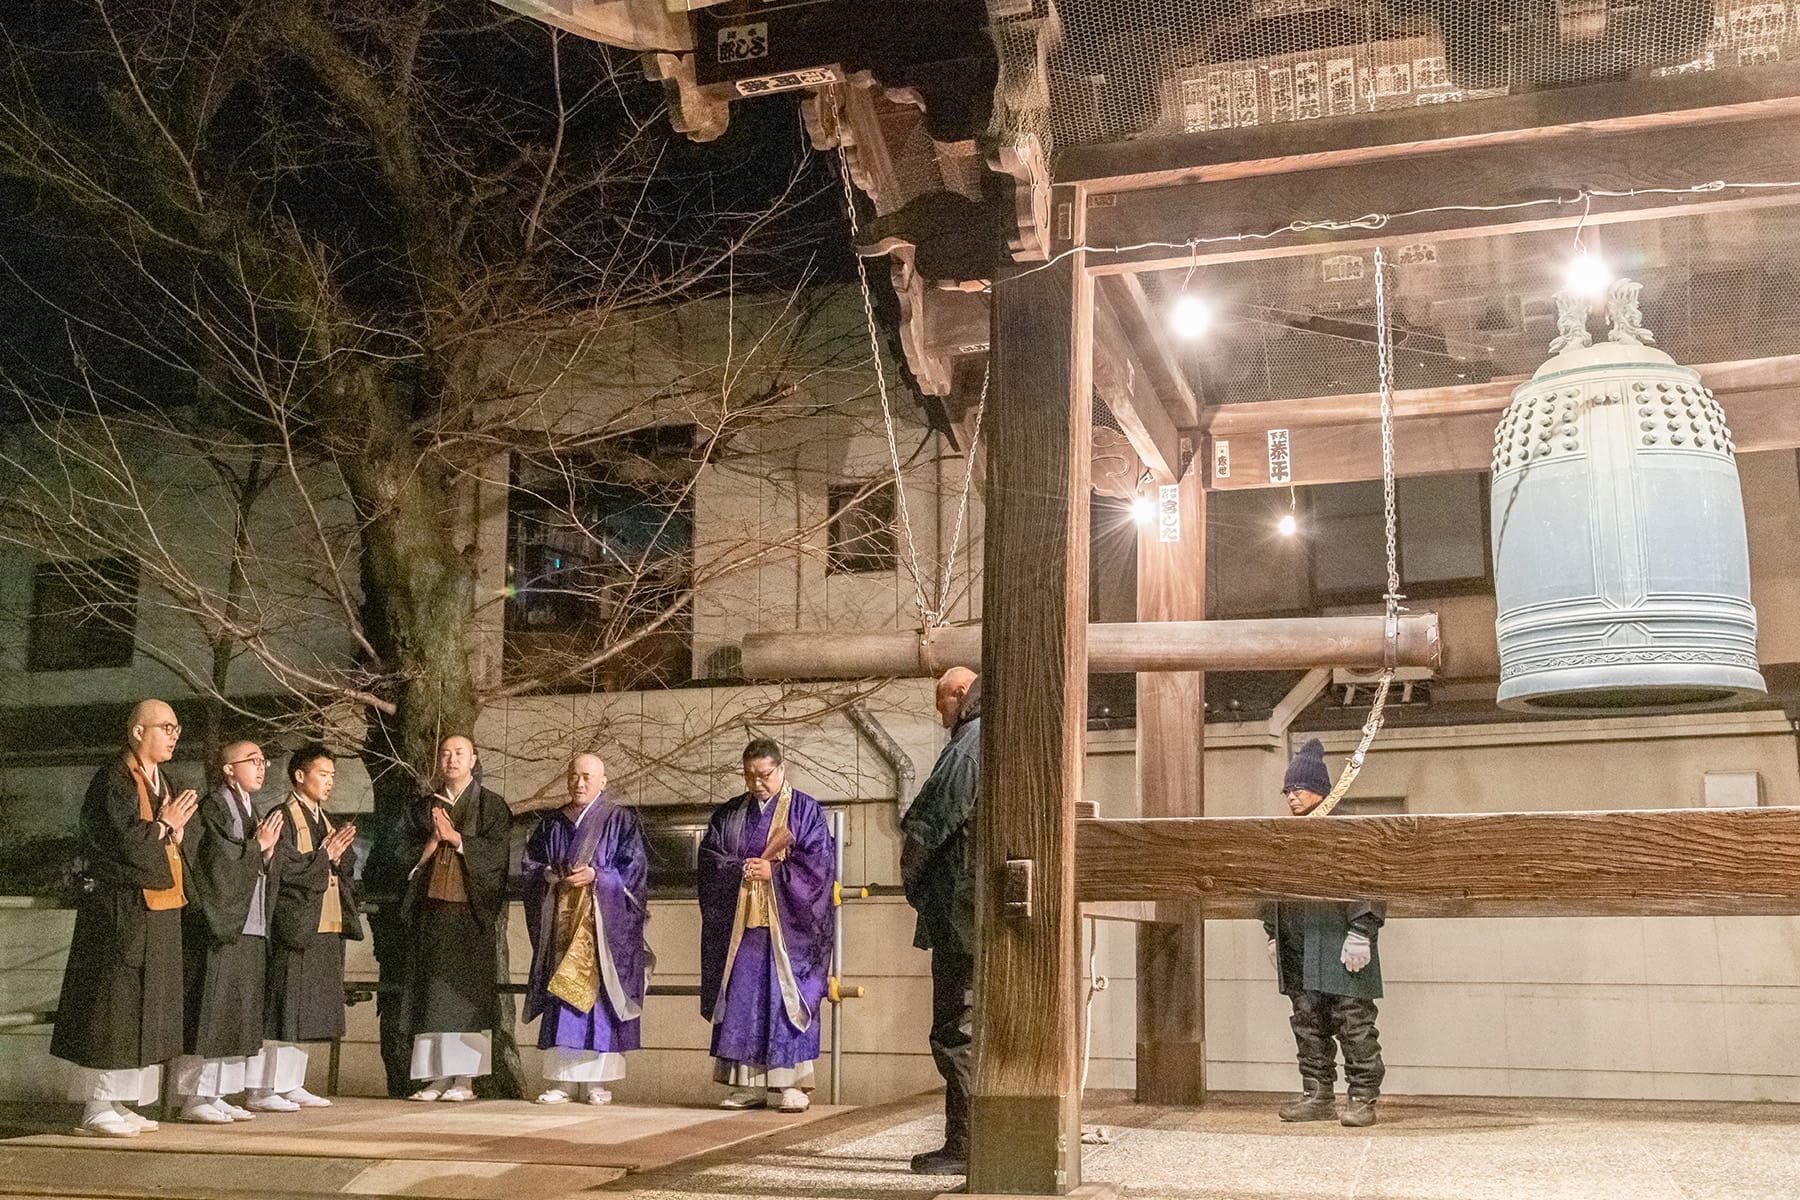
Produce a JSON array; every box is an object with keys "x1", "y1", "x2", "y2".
[
  {"x1": 1170, "y1": 294, "x2": 1211, "y2": 339},
  {"x1": 1564, "y1": 251, "x2": 1612, "y2": 297},
  {"x1": 1277, "y1": 513, "x2": 1297, "y2": 537},
  {"x1": 1131, "y1": 495, "x2": 1156, "y2": 525}
]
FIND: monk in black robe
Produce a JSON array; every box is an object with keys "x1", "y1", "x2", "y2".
[
  {"x1": 171, "y1": 740, "x2": 284, "y2": 1123},
  {"x1": 249, "y1": 742, "x2": 358, "y2": 1112},
  {"x1": 396, "y1": 735, "x2": 510, "y2": 1102},
  {"x1": 51, "y1": 699, "x2": 199, "y2": 1138}
]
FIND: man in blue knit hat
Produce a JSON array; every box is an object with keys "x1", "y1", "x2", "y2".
[{"x1": 1262, "y1": 737, "x2": 1386, "y2": 1128}]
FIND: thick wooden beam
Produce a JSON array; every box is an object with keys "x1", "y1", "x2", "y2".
[
  {"x1": 1201, "y1": 356, "x2": 1800, "y2": 490},
  {"x1": 1084, "y1": 113, "x2": 1800, "y2": 273},
  {"x1": 740, "y1": 613, "x2": 1440, "y2": 678},
  {"x1": 1056, "y1": 64, "x2": 1800, "y2": 192},
  {"x1": 1133, "y1": 468, "x2": 1206, "y2": 1106},
  {"x1": 1099, "y1": 274, "x2": 1202, "y2": 426},
  {"x1": 1094, "y1": 287, "x2": 1180, "y2": 479},
  {"x1": 1076, "y1": 809, "x2": 1800, "y2": 918},
  {"x1": 972, "y1": 199, "x2": 1089, "y2": 1195}
]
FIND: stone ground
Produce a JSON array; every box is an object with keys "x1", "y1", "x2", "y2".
[{"x1": 2, "y1": 1091, "x2": 1798, "y2": 1200}]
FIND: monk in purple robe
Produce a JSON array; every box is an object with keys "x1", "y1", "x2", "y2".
[
  {"x1": 522, "y1": 753, "x2": 649, "y2": 1106},
  {"x1": 698, "y1": 737, "x2": 835, "y2": 1113}
]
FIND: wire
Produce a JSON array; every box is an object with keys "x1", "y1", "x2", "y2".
[{"x1": 986, "y1": 179, "x2": 1800, "y2": 290}]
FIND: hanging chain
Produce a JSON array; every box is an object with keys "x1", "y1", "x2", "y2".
[
  {"x1": 828, "y1": 88, "x2": 983, "y2": 630},
  {"x1": 1312, "y1": 246, "x2": 1403, "y2": 817}
]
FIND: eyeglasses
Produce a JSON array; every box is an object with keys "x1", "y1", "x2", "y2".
[
  {"x1": 228, "y1": 756, "x2": 267, "y2": 768},
  {"x1": 148, "y1": 722, "x2": 182, "y2": 738}
]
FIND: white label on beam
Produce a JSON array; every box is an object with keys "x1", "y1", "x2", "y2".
[
  {"x1": 1158, "y1": 484, "x2": 1181, "y2": 543},
  {"x1": 1268, "y1": 428, "x2": 1292, "y2": 484},
  {"x1": 1214, "y1": 439, "x2": 1230, "y2": 479}
]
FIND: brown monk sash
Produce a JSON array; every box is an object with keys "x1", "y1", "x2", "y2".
[
  {"x1": 127, "y1": 759, "x2": 185, "y2": 912},
  {"x1": 287, "y1": 796, "x2": 343, "y2": 934}
]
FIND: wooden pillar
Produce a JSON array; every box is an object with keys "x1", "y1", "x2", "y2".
[
  {"x1": 971, "y1": 200, "x2": 1091, "y2": 1195},
  {"x1": 1134, "y1": 468, "x2": 1208, "y2": 1105}
]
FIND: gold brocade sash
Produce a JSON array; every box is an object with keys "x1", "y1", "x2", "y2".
[
  {"x1": 713, "y1": 786, "x2": 812, "y2": 1032},
  {"x1": 547, "y1": 885, "x2": 600, "y2": 1012},
  {"x1": 288, "y1": 796, "x2": 343, "y2": 934},
  {"x1": 127, "y1": 760, "x2": 185, "y2": 912}
]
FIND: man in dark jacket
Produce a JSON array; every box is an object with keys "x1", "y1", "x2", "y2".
[
  {"x1": 900, "y1": 667, "x2": 979, "y2": 1177},
  {"x1": 1262, "y1": 737, "x2": 1386, "y2": 1128}
]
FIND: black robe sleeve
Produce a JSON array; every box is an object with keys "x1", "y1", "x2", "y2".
[
  {"x1": 180, "y1": 791, "x2": 266, "y2": 946},
  {"x1": 269, "y1": 806, "x2": 331, "y2": 951},
  {"x1": 86, "y1": 761, "x2": 177, "y2": 891}
]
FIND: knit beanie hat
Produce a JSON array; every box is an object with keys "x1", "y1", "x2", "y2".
[{"x1": 1282, "y1": 738, "x2": 1332, "y2": 796}]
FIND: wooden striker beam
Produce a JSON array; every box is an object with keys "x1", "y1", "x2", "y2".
[
  {"x1": 1076, "y1": 808, "x2": 1800, "y2": 918},
  {"x1": 970, "y1": 222, "x2": 1088, "y2": 1193},
  {"x1": 740, "y1": 613, "x2": 1439, "y2": 679}
]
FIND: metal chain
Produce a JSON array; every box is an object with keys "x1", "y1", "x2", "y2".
[
  {"x1": 935, "y1": 364, "x2": 987, "y2": 617},
  {"x1": 1313, "y1": 246, "x2": 1403, "y2": 817},
  {"x1": 830, "y1": 94, "x2": 937, "y2": 627}
]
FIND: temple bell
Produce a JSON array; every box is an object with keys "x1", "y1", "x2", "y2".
[{"x1": 1489, "y1": 281, "x2": 1765, "y2": 711}]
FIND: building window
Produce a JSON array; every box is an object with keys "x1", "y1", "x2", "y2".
[
  {"x1": 27, "y1": 557, "x2": 138, "y2": 672},
  {"x1": 505, "y1": 426, "x2": 695, "y2": 691},
  {"x1": 827, "y1": 482, "x2": 897, "y2": 575}
]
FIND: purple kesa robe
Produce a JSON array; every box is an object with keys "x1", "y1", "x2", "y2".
[
  {"x1": 697, "y1": 787, "x2": 835, "y2": 1075},
  {"x1": 522, "y1": 794, "x2": 649, "y2": 1061}
]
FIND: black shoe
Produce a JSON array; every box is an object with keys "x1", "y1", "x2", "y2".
[
  {"x1": 910, "y1": 1145, "x2": 969, "y2": 1175},
  {"x1": 1278, "y1": 1083, "x2": 1337, "y2": 1122},
  {"x1": 1341, "y1": 1095, "x2": 1378, "y2": 1127}
]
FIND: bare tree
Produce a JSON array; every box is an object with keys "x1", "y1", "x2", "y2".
[{"x1": 0, "y1": 0, "x2": 964, "y2": 1095}]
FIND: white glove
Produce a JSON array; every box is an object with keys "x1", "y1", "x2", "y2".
[
  {"x1": 1340, "y1": 931, "x2": 1371, "y2": 973},
  {"x1": 1265, "y1": 937, "x2": 1278, "y2": 966}
]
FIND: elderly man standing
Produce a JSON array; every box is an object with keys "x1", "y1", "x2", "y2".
[
  {"x1": 171, "y1": 740, "x2": 285, "y2": 1124},
  {"x1": 1263, "y1": 738, "x2": 1387, "y2": 1128},
  {"x1": 397, "y1": 735, "x2": 510, "y2": 1103},
  {"x1": 52, "y1": 699, "x2": 199, "y2": 1137},
  {"x1": 901, "y1": 668, "x2": 980, "y2": 1177},
  {"x1": 522, "y1": 752, "x2": 649, "y2": 1105},
  {"x1": 250, "y1": 742, "x2": 358, "y2": 1112},
  {"x1": 698, "y1": 738, "x2": 835, "y2": 1113}
]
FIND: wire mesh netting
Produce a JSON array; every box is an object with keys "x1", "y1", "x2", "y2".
[
  {"x1": 1135, "y1": 203, "x2": 1800, "y2": 405},
  {"x1": 1045, "y1": 0, "x2": 1795, "y2": 147}
]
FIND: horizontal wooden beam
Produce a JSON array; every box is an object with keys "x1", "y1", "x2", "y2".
[
  {"x1": 1057, "y1": 64, "x2": 1800, "y2": 193},
  {"x1": 740, "y1": 613, "x2": 1439, "y2": 679},
  {"x1": 1083, "y1": 112, "x2": 1800, "y2": 273},
  {"x1": 1076, "y1": 808, "x2": 1800, "y2": 918},
  {"x1": 1202, "y1": 356, "x2": 1800, "y2": 489}
]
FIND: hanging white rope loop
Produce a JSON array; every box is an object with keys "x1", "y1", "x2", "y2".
[
  {"x1": 827, "y1": 88, "x2": 984, "y2": 630},
  {"x1": 1311, "y1": 246, "x2": 1404, "y2": 817}
]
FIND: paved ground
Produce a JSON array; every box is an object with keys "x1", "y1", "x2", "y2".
[{"x1": 3, "y1": 1091, "x2": 1798, "y2": 1199}]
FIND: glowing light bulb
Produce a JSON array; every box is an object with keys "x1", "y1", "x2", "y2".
[
  {"x1": 1170, "y1": 294, "x2": 1211, "y2": 339},
  {"x1": 1277, "y1": 513, "x2": 1297, "y2": 537},
  {"x1": 1564, "y1": 251, "x2": 1612, "y2": 297},
  {"x1": 1130, "y1": 495, "x2": 1156, "y2": 525}
]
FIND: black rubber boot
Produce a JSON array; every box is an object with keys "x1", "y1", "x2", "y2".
[
  {"x1": 1278, "y1": 1081, "x2": 1336, "y2": 1122},
  {"x1": 1340, "y1": 1094, "x2": 1378, "y2": 1127},
  {"x1": 910, "y1": 1144, "x2": 969, "y2": 1175}
]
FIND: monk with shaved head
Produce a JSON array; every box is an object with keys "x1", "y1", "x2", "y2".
[
  {"x1": 169, "y1": 740, "x2": 284, "y2": 1124},
  {"x1": 901, "y1": 668, "x2": 984, "y2": 1177},
  {"x1": 520, "y1": 752, "x2": 648, "y2": 1104},
  {"x1": 392, "y1": 735, "x2": 510, "y2": 1102},
  {"x1": 52, "y1": 699, "x2": 200, "y2": 1137}
]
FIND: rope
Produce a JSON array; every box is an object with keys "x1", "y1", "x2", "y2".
[
  {"x1": 827, "y1": 88, "x2": 984, "y2": 630},
  {"x1": 935, "y1": 365, "x2": 987, "y2": 617},
  {"x1": 1310, "y1": 246, "x2": 1403, "y2": 818}
]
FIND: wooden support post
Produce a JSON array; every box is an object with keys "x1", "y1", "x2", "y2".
[
  {"x1": 1133, "y1": 469, "x2": 1207, "y2": 1106},
  {"x1": 972, "y1": 203, "x2": 1090, "y2": 1195}
]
